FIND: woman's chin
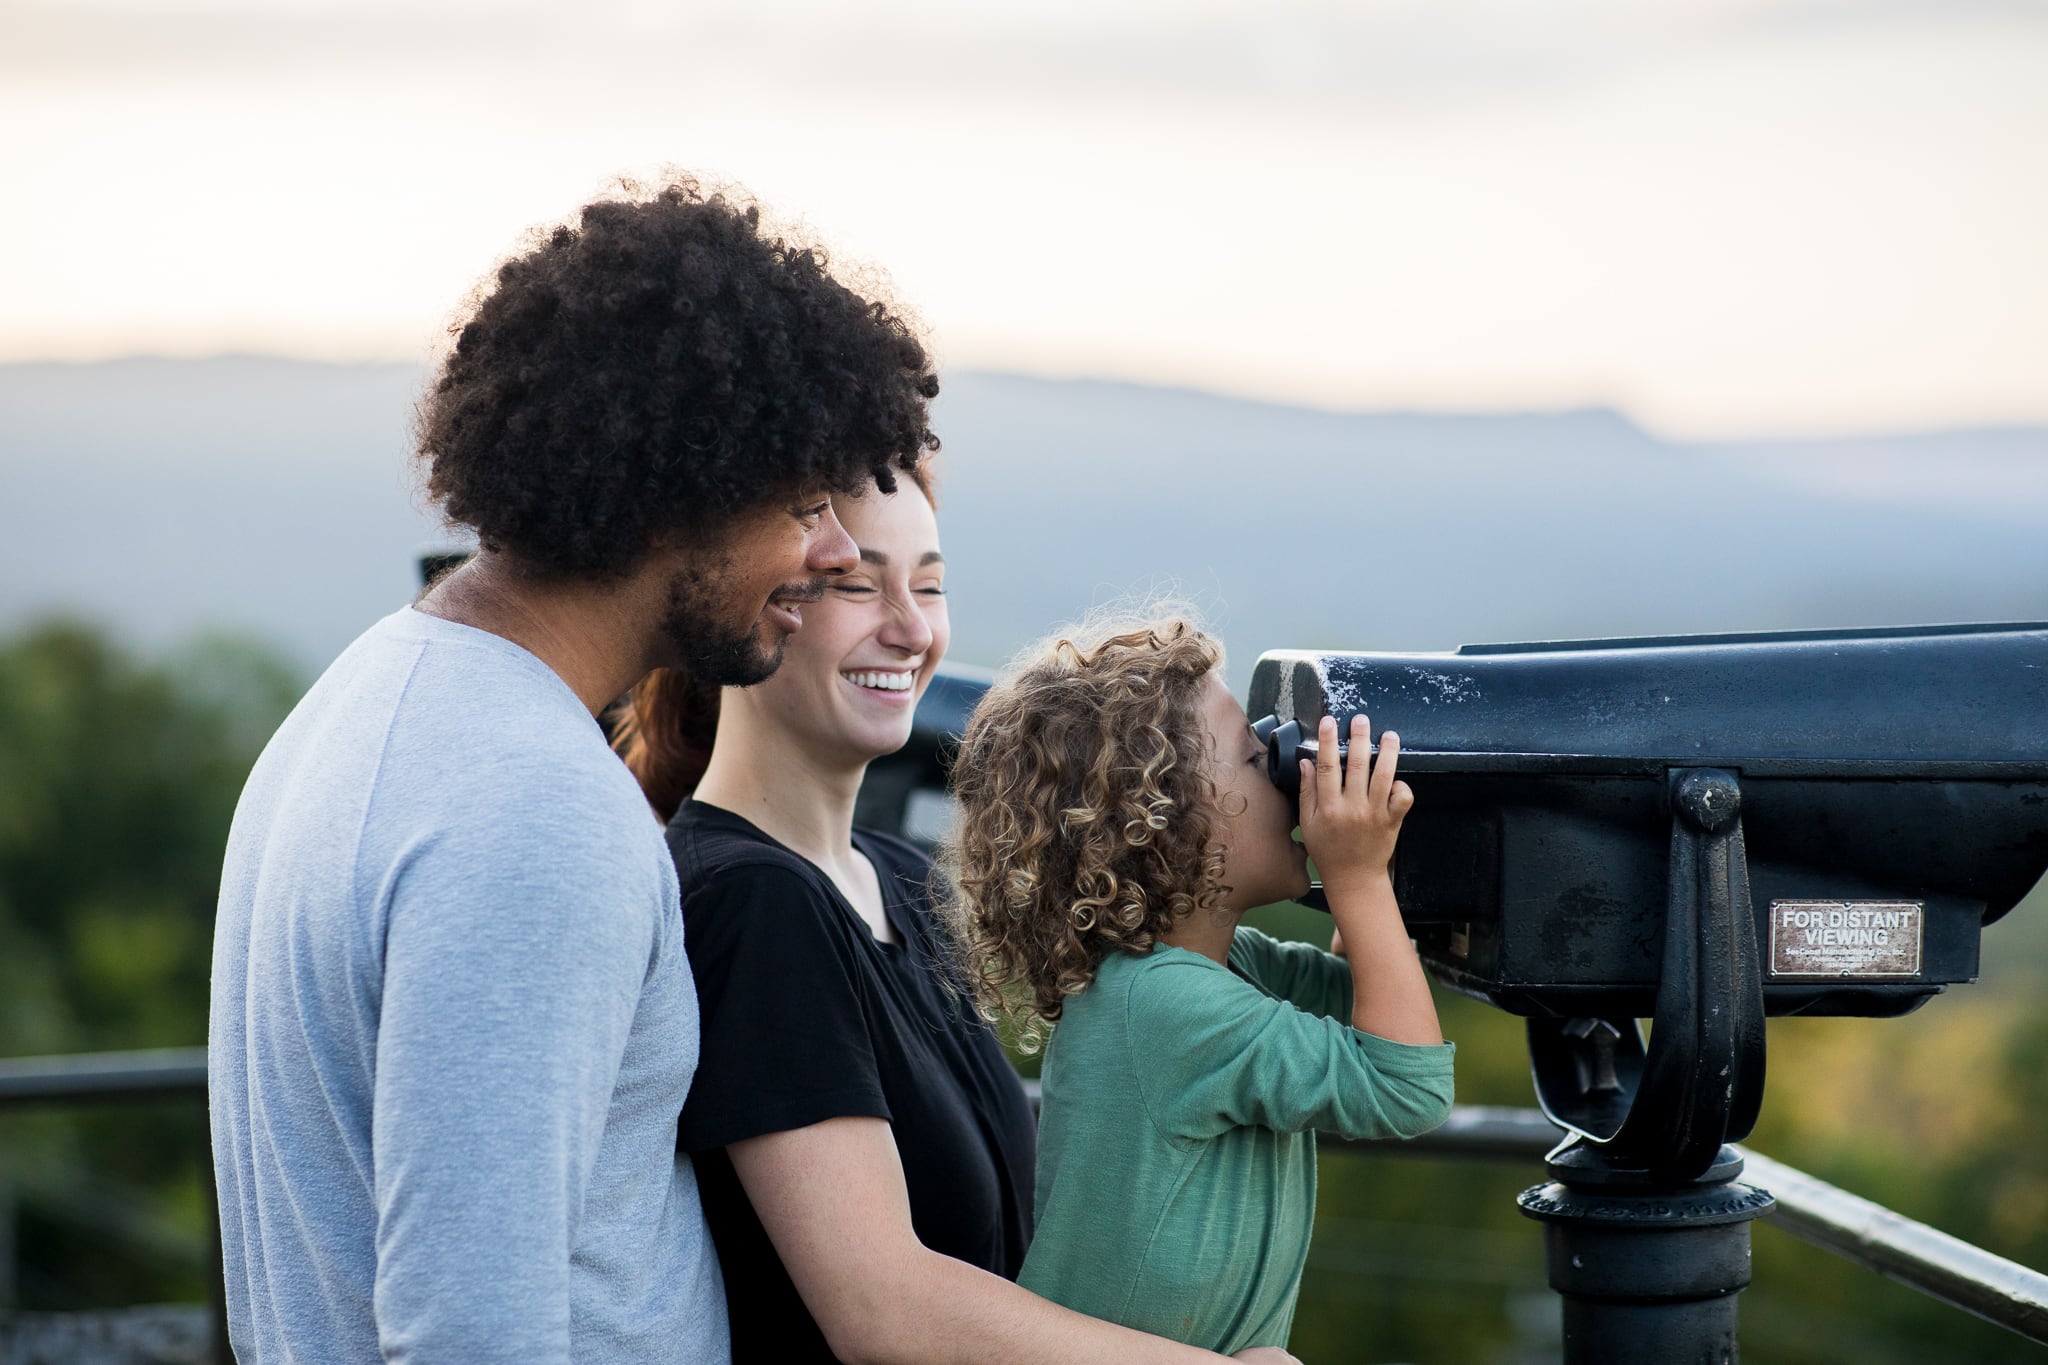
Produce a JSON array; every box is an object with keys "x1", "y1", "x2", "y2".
[{"x1": 841, "y1": 720, "x2": 917, "y2": 764}]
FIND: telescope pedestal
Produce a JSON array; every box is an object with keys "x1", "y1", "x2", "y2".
[
  {"x1": 1520, "y1": 1145, "x2": 1774, "y2": 1365},
  {"x1": 1516, "y1": 769, "x2": 1775, "y2": 1362}
]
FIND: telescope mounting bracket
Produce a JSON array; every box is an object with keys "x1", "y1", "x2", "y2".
[{"x1": 1527, "y1": 767, "x2": 1768, "y2": 1184}]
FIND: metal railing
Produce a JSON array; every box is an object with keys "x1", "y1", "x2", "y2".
[
  {"x1": 0, "y1": 1047, "x2": 227, "y2": 1365},
  {"x1": 5, "y1": 1054, "x2": 2046, "y2": 1358},
  {"x1": 0, "y1": 1048, "x2": 208, "y2": 1108},
  {"x1": 1349, "y1": 1105, "x2": 2048, "y2": 1347}
]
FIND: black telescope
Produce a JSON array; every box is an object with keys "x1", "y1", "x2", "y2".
[
  {"x1": 1248, "y1": 621, "x2": 2048, "y2": 1020},
  {"x1": 1246, "y1": 621, "x2": 2048, "y2": 1363}
]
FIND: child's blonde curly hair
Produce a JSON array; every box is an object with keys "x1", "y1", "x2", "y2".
[{"x1": 941, "y1": 611, "x2": 1230, "y2": 1050}]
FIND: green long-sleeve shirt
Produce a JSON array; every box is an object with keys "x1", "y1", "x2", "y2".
[{"x1": 1018, "y1": 927, "x2": 1456, "y2": 1354}]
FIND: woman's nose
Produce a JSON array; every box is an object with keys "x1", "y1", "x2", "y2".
[{"x1": 879, "y1": 591, "x2": 934, "y2": 654}]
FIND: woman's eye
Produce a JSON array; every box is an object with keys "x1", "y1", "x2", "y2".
[
  {"x1": 916, "y1": 586, "x2": 948, "y2": 597},
  {"x1": 831, "y1": 584, "x2": 877, "y2": 596}
]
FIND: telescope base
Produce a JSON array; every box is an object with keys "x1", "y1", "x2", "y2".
[{"x1": 1519, "y1": 1155, "x2": 1775, "y2": 1365}]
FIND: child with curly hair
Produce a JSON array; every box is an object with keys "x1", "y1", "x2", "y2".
[{"x1": 943, "y1": 614, "x2": 1455, "y2": 1356}]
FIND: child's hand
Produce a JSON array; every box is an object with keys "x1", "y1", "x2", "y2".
[{"x1": 1297, "y1": 713, "x2": 1413, "y2": 889}]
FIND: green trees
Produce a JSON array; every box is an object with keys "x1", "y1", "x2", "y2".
[{"x1": 0, "y1": 620, "x2": 300, "y2": 1309}]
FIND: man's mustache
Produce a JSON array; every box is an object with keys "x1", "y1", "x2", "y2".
[{"x1": 770, "y1": 576, "x2": 829, "y2": 605}]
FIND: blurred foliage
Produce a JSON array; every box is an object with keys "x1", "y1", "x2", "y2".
[{"x1": 0, "y1": 618, "x2": 301, "y2": 1311}]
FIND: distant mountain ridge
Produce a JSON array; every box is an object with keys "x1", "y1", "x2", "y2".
[{"x1": 3, "y1": 357, "x2": 2044, "y2": 675}]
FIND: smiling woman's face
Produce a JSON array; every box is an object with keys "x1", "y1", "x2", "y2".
[{"x1": 742, "y1": 482, "x2": 949, "y2": 769}]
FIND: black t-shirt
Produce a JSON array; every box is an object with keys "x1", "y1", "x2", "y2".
[{"x1": 669, "y1": 800, "x2": 1037, "y2": 1363}]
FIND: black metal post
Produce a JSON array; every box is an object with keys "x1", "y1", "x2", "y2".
[
  {"x1": 1521, "y1": 1157, "x2": 1775, "y2": 1363},
  {"x1": 1517, "y1": 769, "x2": 1776, "y2": 1363}
]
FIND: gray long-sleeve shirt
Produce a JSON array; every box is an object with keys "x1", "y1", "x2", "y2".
[{"x1": 208, "y1": 608, "x2": 728, "y2": 1363}]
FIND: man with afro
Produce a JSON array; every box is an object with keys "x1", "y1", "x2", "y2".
[{"x1": 209, "y1": 177, "x2": 938, "y2": 1364}]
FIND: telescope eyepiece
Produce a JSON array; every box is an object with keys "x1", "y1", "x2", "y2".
[{"x1": 1255, "y1": 715, "x2": 1357, "y2": 798}]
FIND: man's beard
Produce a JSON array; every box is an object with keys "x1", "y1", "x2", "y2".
[{"x1": 662, "y1": 565, "x2": 823, "y2": 687}]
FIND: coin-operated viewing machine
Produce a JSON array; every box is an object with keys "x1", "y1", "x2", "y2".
[{"x1": 1247, "y1": 622, "x2": 2048, "y2": 1363}]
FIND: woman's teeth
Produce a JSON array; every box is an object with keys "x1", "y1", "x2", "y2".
[{"x1": 844, "y1": 670, "x2": 914, "y2": 691}]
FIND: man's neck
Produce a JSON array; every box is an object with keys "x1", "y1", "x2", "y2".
[{"x1": 415, "y1": 553, "x2": 652, "y2": 716}]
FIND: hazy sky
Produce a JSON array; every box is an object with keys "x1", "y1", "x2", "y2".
[{"x1": 4, "y1": 0, "x2": 2045, "y2": 438}]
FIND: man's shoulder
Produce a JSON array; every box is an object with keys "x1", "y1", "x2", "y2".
[
  {"x1": 349, "y1": 623, "x2": 632, "y2": 810},
  {"x1": 386, "y1": 624, "x2": 591, "y2": 747},
  {"x1": 306, "y1": 616, "x2": 664, "y2": 892},
  {"x1": 280, "y1": 610, "x2": 602, "y2": 772}
]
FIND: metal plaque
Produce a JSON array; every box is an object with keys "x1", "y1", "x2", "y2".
[{"x1": 1768, "y1": 899, "x2": 1923, "y2": 977}]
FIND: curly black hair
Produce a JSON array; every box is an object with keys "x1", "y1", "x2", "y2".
[{"x1": 416, "y1": 176, "x2": 940, "y2": 579}]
